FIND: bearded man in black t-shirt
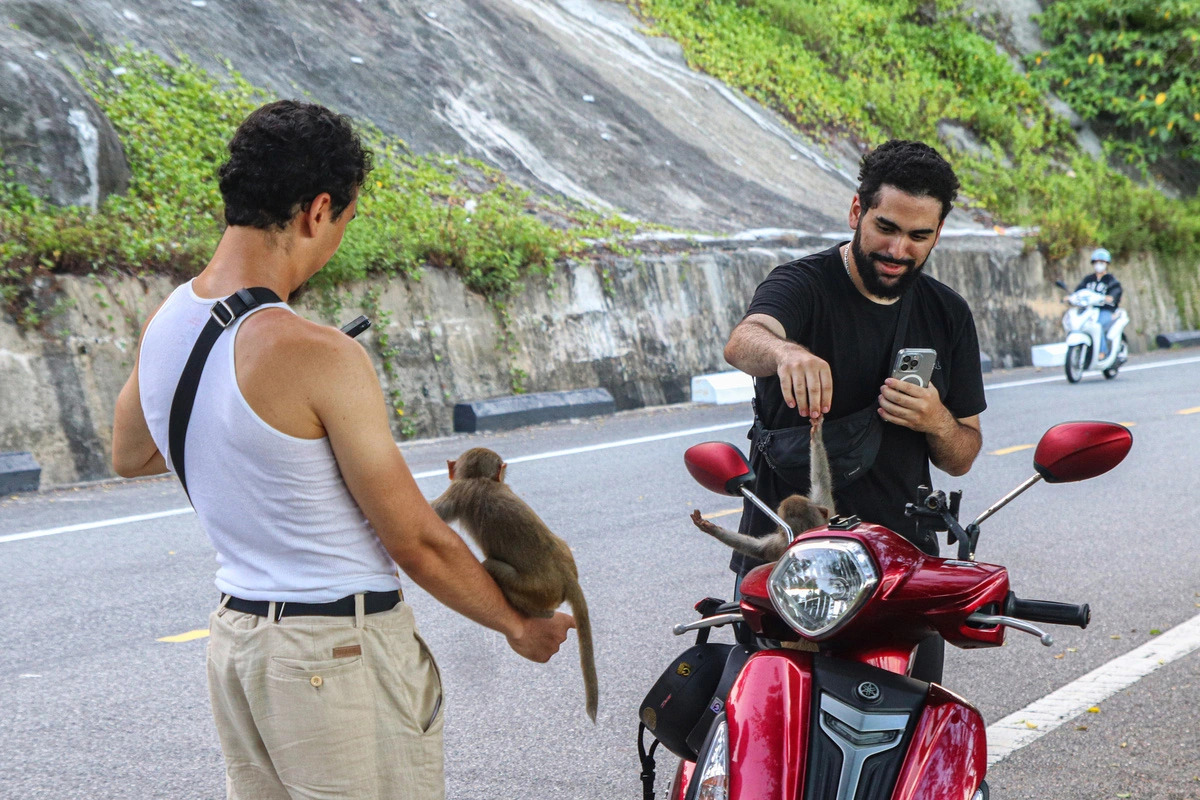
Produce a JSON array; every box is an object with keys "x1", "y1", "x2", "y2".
[{"x1": 723, "y1": 139, "x2": 987, "y2": 681}]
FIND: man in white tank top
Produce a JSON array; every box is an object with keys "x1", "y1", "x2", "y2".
[{"x1": 111, "y1": 100, "x2": 573, "y2": 799}]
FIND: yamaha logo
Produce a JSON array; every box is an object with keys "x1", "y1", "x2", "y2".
[{"x1": 856, "y1": 681, "x2": 882, "y2": 702}]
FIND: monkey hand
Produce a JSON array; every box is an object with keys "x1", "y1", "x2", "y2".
[
  {"x1": 878, "y1": 378, "x2": 953, "y2": 435},
  {"x1": 507, "y1": 611, "x2": 575, "y2": 663},
  {"x1": 690, "y1": 509, "x2": 719, "y2": 534}
]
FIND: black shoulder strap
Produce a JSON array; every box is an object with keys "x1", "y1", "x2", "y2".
[
  {"x1": 168, "y1": 287, "x2": 282, "y2": 500},
  {"x1": 886, "y1": 289, "x2": 914, "y2": 379}
]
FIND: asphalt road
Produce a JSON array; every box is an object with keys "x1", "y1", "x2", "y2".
[{"x1": 2, "y1": 352, "x2": 1199, "y2": 799}]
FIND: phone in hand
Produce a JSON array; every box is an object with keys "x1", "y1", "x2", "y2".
[
  {"x1": 339, "y1": 315, "x2": 371, "y2": 339},
  {"x1": 890, "y1": 348, "x2": 937, "y2": 388}
]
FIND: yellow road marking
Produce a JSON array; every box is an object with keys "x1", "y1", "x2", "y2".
[
  {"x1": 158, "y1": 629, "x2": 210, "y2": 643},
  {"x1": 1118, "y1": 422, "x2": 1137, "y2": 427},
  {"x1": 1178, "y1": 407, "x2": 1200, "y2": 415},
  {"x1": 702, "y1": 508, "x2": 742, "y2": 520},
  {"x1": 990, "y1": 444, "x2": 1035, "y2": 456}
]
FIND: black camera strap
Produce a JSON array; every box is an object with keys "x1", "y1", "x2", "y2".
[
  {"x1": 887, "y1": 287, "x2": 914, "y2": 379},
  {"x1": 168, "y1": 287, "x2": 282, "y2": 500}
]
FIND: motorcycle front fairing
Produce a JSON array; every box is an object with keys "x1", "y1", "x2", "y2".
[
  {"x1": 703, "y1": 649, "x2": 984, "y2": 800},
  {"x1": 679, "y1": 526, "x2": 999, "y2": 800}
]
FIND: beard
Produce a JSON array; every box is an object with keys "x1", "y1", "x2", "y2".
[{"x1": 850, "y1": 226, "x2": 926, "y2": 299}]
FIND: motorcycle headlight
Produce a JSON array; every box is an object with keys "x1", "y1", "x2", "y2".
[
  {"x1": 693, "y1": 716, "x2": 729, "y2": 800},
  {"x1": 767, "y1": 538, "x2": 878, "y2": 639}
]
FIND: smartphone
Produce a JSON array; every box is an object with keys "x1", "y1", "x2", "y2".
[
  {"x1": 891, "y1": 348, "x2": 937, "y2": 388},
  {"x1": 339, "y1": 315, "x2": 371, "y2": 339}
]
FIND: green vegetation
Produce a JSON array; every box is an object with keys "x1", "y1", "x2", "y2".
[
  {"x1": 0, "y1": 48, "x2": 636, "y2": 328},
  {"x1": 1027, "y1": 0, "x2": 1200, "y2": 167},
  {"x1": 629, "y1": 0, "x2": 1200, "y2": 324}
]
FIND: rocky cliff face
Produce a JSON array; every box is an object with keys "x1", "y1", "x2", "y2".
[
  {"x1": 3, "y1": 234, "x2": 1189, "y2": 486},
  {"x1": 0, "y1": 0, "x2": 904, "y2": 233}
]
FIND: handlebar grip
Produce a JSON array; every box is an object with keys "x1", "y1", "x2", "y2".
[{"x1": 1004, "y1": 593, "x2": 1090, "y2": 629}]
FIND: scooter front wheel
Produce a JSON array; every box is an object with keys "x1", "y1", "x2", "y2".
[
  {"x1": 1065, "y1": 343, "x2": 1087, "y2": 383},
  {"x1": 1103, "y1": 335, "x2": 1128, "y2": 379}
]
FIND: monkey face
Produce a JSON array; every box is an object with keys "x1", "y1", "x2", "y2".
[
  {"x1": 449, "y1": 447, "x2": 507, "y2": 481},
  {"x1": 777, "y1": 494, "x2": 831, "y2": 533}
]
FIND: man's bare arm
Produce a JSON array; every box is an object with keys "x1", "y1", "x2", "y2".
[
  {"x1": 112, "y1": 312, "x2": 169, "y2": 478},
  {"x1": 926, "y1": 414, "x2": 982, "y2": 477},
  {"x1": 725, "y1": 313, "x2": 832, "y2": 418},
  {"x1": 877, "y1": 378, "x2": 982, "y2": 476},
  {"x1": 308, "y1": 328, "x2": 571, "y2": 663}
]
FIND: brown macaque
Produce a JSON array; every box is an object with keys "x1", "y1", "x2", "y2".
[
  {"x1": 691, "y1": 417, "x2": 836, "y2": 561},
  {"x1": 431, "y1": 447, "x2": 598, "y2": 722}
]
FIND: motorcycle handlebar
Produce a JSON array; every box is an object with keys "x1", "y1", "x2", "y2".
[{"x1": 1004, "y1": 593, "x2": 1091, "y2": 629}]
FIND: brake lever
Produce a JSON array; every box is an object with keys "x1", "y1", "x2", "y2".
[
  {"x1": 967, "y1": 612, "x2": 1054, "y2": 646},
  {"x1": 673, "y1": 612, "x2": 744, "y2": 636}
]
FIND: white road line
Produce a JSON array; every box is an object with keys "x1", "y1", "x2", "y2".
[
  {"x1": 986, "y1": 354, "x2": 1200, "y2": 390},
  {"x1": 0, "y1": 507, "x2": 195, "y2": 544},
  {"x1": 1, "y1": 420, "x2": 752, "y2": 543},
  {"x1": 414, "y1": 419, "x2": 753, "y2": 477},
  {"x1": 986, "y1": 612, "x2": 1200, "y2": 766}
]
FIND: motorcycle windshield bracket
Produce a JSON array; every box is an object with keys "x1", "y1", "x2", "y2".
[{"x1": 906, "y1": 488, "x2": 978, "y2": 560}]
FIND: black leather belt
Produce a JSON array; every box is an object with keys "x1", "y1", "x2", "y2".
[{"x1": 222, "y1": 590, "x2": 402, "y2": 620}]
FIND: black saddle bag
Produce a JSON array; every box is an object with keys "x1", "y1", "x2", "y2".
[{"x1": 750, "y1": 404, "x2": 883, "y2": 493}]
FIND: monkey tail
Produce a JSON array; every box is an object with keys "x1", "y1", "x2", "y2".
[{"x1": 565, "y1": 581, "x2": 598, "y2": 723}]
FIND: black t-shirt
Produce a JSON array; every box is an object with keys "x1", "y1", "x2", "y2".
[
  {"x1": 1074, "y1": 273, "x2": 1121, "y2": 309},
  {"x1": 731, "y1": 244, "x2": 987, "y2": 574}
]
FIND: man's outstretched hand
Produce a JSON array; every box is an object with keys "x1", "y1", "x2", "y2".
[
  {"x1": 777, "y1": 347, "x2": 832, "y2": 419},
  {"x1": 507, "y1": 611, "x2": 575, "y2": 663}
]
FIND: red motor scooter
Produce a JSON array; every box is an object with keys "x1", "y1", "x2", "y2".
[{"x1": 637, "y1": 421, "x2": 1131, "y2": 800}]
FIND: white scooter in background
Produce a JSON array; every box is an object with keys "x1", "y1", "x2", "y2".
[{"x1": 1055, "y1": 279, "x2": 1129, "y2": 382}]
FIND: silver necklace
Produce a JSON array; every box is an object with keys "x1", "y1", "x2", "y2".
[{"x1": 841, "y1": 243, "x2": 851, "y2": 278}]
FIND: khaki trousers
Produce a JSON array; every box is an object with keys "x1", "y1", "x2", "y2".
[{"x1": 206, "y1": 598, "x2": 445, "y2": 799}]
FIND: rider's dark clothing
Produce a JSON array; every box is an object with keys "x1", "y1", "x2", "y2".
[{"x1": 1075, "y1": 273, "x2": 1122, "y2": 310}]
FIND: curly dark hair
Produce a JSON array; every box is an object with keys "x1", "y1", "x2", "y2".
[
  {"x1": 856, "y1": 140, "x2": 959, "y2": 221},
  {"x1": 218, "y1": 100, "x2": 373, "y2": 230}
]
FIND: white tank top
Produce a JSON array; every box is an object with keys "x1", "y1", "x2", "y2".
[{"x1": 138, "y1": 281, "x2": 402, "y2": 602}]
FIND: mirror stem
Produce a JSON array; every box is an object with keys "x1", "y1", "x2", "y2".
[
  {"x1": 740, "y1": 487, "x2": 796, "y2": 542},
  {"x1": 969, "y1": 474, "x2": 1043, "y2": 529}
]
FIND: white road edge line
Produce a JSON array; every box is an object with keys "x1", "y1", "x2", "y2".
[
  {"x1": 986, "y1": 611, "x2": 1200, "y2": 767},
  {"x1": 986, "y1": 354, "x2": 1200, "y2": 390},
  {"x1": 0, "y1": 420, "x2": 752, "y2": 544},
  {"x1": 0, "y1": 507, "x2": 196, "y2": 544}
]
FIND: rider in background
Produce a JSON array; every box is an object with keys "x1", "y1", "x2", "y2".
[{"x1": 1073, "y1": 248, "x2": 1122, "y2": 358}]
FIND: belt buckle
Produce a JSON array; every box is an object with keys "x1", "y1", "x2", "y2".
[{"x1": 210, "y1": 299, "x2": 236, "y2": 327}]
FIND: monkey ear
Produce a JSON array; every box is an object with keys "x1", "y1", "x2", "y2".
[
  {"x1": 818, "y1": 505, "x2": 832, "y2": 521},
  {"x1": 496, "y1": 462, "x2": 507, "y2": 482},
  {"x1": 447, "y1": 459, "x2": 456, "y2": 480}
]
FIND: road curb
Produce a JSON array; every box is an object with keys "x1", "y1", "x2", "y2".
[
  {"x1": 452, "y1": 388, "x2": 616, "y2": 433},
  {"x1": 0, "y1": 451, "x2": 41, "y2": 494},
  {"x1": 691, "y1": 371, "x2": 753, "y2": 405},
  {"x1": 1155, "y1": 330, "x2": 1200, "y2": 349}
]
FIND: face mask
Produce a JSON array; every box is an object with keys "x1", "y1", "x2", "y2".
[{"x1": 1093, "y1": 261, "x2": 1108, "y2": 274}]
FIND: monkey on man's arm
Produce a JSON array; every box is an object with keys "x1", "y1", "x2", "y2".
[{"x1": 433, "y1": 447, "x2": 598, "y2": 722}]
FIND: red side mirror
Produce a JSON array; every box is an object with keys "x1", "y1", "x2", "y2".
[
  {"x1": 684, "y1": 442, "x2": 756, "y2": 497},
  {"x1": 1033, "y1": 422, "x2": 1132, "y2": 484}
]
